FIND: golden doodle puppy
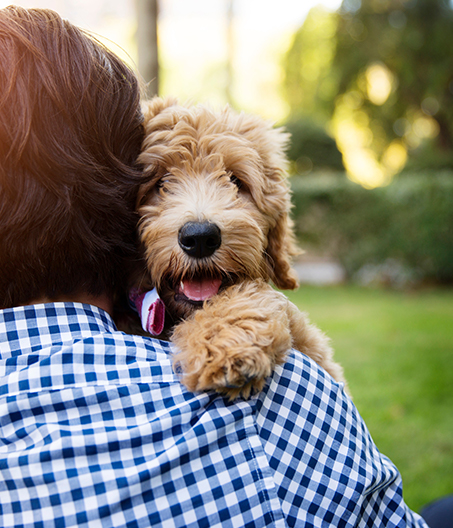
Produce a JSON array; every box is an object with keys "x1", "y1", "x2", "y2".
[{"x1": 134, "y1": 97, "x2": 346, "y2": 399}]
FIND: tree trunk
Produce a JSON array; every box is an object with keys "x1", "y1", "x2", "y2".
[
  {"x1": 435, "y1": 113, "x2": 453, "y2": 151},
  {"x1": 225, "y1": 0, "x2": 234, "y2": 106},
  {"x1": 136, "y1": 0, "x2": 159, "y2": 97}
]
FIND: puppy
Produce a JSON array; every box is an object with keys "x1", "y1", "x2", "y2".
[{"x1": 133, "y1": 97, "x2": 345, "y2": 399}]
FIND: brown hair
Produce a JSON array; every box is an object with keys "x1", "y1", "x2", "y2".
[{"x1": 0, "y1": 6, "x2": 144, "y2": 308}]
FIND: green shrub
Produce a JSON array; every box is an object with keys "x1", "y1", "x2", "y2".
[
  {"x1": 284, "y1": 119, "x2": 344, "y2": 174},
  {"x1": 290, "y1": 172, "x2": 453, "y2": 283}
]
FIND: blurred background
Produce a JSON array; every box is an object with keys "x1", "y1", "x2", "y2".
[{"x1": 2, "y1": 0, "x2": 452, "y2": 514}]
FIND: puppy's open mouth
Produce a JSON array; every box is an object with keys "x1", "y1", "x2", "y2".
[
  {"x1": 175, "y1": 276, "x2": 222, "y2": 305},
  {"x1": 181, "y1": 276, "x2": 222, "y2": 300},
  {"x1": 168, "y1": 268, "x2": 242, "y2": 307}
]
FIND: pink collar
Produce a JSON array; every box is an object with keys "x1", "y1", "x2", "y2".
[{"x1": 129, "y1": 288, "x2": 165, "y2": 336}]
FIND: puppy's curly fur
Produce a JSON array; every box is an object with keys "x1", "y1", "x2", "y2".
[{"x1": 135, "y1": 97, "x2": 345, "y2": 399}]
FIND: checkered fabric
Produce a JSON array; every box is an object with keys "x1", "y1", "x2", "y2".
[{"x1": 0, "y1": 303, "x2": 428, "y2": 527}]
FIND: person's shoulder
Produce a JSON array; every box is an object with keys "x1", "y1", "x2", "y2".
[
  {"x1": 99, "y1": 328, "x2": 173, "y2": 354},
  {"x1": 258, "y1": 348, "x2": 350, "y2": 409},
  {"x1": 89, "y1": 329, "x2": 176, "y2": 368},
  {"x1": 254, "y1": 348, "x2": 357, "y2": 445},
  {"x1": 253, "y1": 350, "x2": 429, "y2": 528}
]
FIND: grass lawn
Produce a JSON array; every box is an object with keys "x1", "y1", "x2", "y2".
[{"x1": 284, "y1": 285, "x2": 453, "y2": 514}]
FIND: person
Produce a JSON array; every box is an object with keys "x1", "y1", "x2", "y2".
[
  {"x1": 0, "y1": 6, "x2": 429, "y2": 527},
  {"x1": 420, "y1": 495, "x2": 453, "y2": 528}
]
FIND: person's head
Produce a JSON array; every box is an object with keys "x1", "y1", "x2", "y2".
[{"x1": 0, "y1": 6, "x2": 144, "y2": 309}]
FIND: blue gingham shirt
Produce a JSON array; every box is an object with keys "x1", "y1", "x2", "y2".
[{"x1": 0, "y1": 303, "x2": 427, "y2": 527}]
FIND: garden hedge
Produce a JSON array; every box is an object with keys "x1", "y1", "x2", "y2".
[{"x1": 290, "y1": 172, "x2": 453, "y2": 283}]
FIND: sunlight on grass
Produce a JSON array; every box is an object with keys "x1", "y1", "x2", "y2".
[{"x1": 284, "y1": 285, "x2": 453, "y2": 513}]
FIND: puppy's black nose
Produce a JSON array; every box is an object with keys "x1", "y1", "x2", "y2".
[{"x1": 178, "y1": 221, "x2": 221, "y2": 258}]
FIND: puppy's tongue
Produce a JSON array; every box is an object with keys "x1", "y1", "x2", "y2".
[{"x1": 180, "y1": 278, "x2": 221, "y2": 301}]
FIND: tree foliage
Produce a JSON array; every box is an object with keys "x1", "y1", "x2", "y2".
[
  {"x1": 334, "y1": 0, "x2": 453, "y2": 149},
  {"x1": 283, "y1": 0, "x2": 453, "y2": 184},
  {"x1": 283, "y1": 7, "x2": 337, "y2": 122}
]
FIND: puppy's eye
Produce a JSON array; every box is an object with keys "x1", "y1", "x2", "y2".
[
  {"x1": 230, "y1": 174, "x2": 243, "y2": 190},
  {"x1": 155, "y1": 175, "x2": 171, "y2": 192}
]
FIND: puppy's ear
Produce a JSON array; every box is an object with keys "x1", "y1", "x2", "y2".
[
  {"x1": 141, "y1": 96, "x2": 178, "y2": 125},
  {"x1": 232, "y1": 113, "x2": 300, "y2": 290},
  {"x1": 266, "y1": 211, "x2": 300, "y2": 290},
  {"x1": 137, "y1": 97, "x2": 179, "y2": 206}
]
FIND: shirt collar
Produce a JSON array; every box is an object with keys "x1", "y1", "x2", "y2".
[{"x1": 0, "y1": 302, "x2": 117, "y2": 359}]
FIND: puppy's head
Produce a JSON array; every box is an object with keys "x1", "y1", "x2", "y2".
[{"x1": 137, "y1": 97, "x2": 300, "y2": 323}]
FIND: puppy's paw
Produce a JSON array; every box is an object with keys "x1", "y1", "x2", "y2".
[
  {"x1": 171, "y1": 281, "x2": 292, "y2": 400},
  {"x1": 174, "y1": 340, "x2": 276, "y2": 400}
]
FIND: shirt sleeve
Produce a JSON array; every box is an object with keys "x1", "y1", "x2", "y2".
[{"x1": 254, "y1": 350, "x2": 429, "y2": 528}]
